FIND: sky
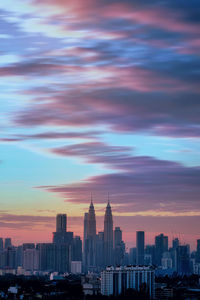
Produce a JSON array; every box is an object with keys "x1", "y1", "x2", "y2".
[{"x1": 0, "y1": 0, "x2": 200, "y2": 249}]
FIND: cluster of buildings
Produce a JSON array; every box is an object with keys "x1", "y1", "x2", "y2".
[{"x1": 0, "y1": 200, "x2": 200, "y2": 298}]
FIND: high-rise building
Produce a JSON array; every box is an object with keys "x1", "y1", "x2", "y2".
[
  {"x1": 155, "y1": 234, "x2": 168, "y2": 266},
  {"x1": 84, "y1": 200, "x2": 97, "y2": 271},
  {"x1": 114, "y1": 227, "x2": 122, "y2": 249},
  {"x1": 177, "y1": 245, "x2": 190, "y2": 275},
  {"x1": 4, "y1": 238, "x2": 12, "y2": 249},
  {"x1": 136, "y1": 231, "x2": 145, "y2": 265},
  {"x1": 53, "y1": 214, "x2": 73, "y2": 246},
  {"x1": 72, "y1": 236, "x2": 82, "y2": 261},
  {"x1": 114, "y1": 227, "x2": 124, "y2": 266},
  {"x1": 56, "y1": 214, "x2": 67, "y2": 233},
  {"x1": 101, "y1": 266, "x2": 155, "y2": 298},
  {"x1": 129, "y1": 247, "x2": 137, "y2": 265},
  {"x1": 196, "y1": 239, "x2": 200, "y2": 263},
  {"x1": 104, "y1": 201, "x2": 113, "y2": 267},
  {"x1": 172, "y1": 238, "x2": 179, "y2": 249},
  {"x1": 83, "y1": 213, "x2": 88, "y2": 251},
  {"x1": 88, "y1": 200, "x2": 96, "y2": 238},
  {"x1": 23, "y1": 249, "x2": 39, "y2": 271},
  {"x1": 96, "y1": 231, "x2": 104, "y2": 270},
  {"x1": 0, "y1": 238, "x2": 3, "y2": 252}
]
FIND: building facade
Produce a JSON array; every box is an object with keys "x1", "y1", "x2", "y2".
[{"x1": 101, "y1": 266, "x2": 155, "y2": 298}]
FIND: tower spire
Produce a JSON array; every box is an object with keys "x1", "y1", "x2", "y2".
[
  {"x1": 90, "y1": 192, "x2": 93, "y2": 205},
  {"x1": 107, "y1": 192, "x2": 110, "y2": 207}
]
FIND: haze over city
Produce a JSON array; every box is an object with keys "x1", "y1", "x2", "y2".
[{"x1": 0, "y1": 0, "x2": 200, "y2": 250}]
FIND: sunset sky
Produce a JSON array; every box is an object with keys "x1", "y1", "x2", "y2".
[{"x1": 0, "y1": 0, "x2": 200, "y2": 249}]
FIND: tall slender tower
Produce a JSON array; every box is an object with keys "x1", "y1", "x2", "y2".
[
  {"x1": 84, "y1": 197, "x2": 97, "y2": 271},
  {"x1": 104, "y1": 199, "x2": 113, "y2": 266},
  {"x1": 136, "y1": 231, "x2": 145, "y2": 265},
  {"x1": 88, "y1": 200, "x2": 96, "y2": 238}
]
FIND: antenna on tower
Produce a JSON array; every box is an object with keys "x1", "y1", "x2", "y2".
[{"x1": 108, "y1": 192, "x2": 110, "y2": 204}]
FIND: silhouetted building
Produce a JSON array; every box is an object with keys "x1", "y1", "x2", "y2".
[
  {"x1": 4, "y1": 238, "x2": 12, "y2": 249},
  {"x1": 155, "y1": 234, "x2": 168, "y2": 266},
  {"x1": 129, "y1": 247, "x2": 137, "y2": 265},
  {"x1": 96, "y1": 232, "x2": 104, "y2": 270},
  {"x1": 145, "y1": 245, "x2": 156, "y2": 265},
  {"x1": 172, "y1": 238, "x2": 179, "y2": 249},
  {"x1": 0, "y1": 238, "x2": 3, "y2": 252},
  {"x1": 104, "y1": 201, "x2": 113, "y2": 266},
  {"x1": 23, "y1": 248, "x2": 39, "y2": 271},
  {"x1": 53, "y1": 214, "x2": 73, "y2": 246},
  {"x1": 196, "y1": 239, "x2": 200, "y2": 263},
  {"x1": 72, "y1": 236, "x2": 82, "y2": 261},
  {"x1": 114, "y1": 227, "x2": 122, "y2": 248},
  {"x1": 0, "y1": 247, "x2": 17, "y2": 269},
  {"x1": 177, "y1": 245, "x2": 190, "y2": 275},
  {"x1": 84, "y1": 200, "x2": 97, "y2": 271},
  {"x1": 114, "y1": 227, "x2": 124, "y2": 266},
  {"x1": 136, "y1": 231, "x2": 145, "y2": 265}
]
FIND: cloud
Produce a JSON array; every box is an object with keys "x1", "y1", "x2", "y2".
[
  {"x1": 38, "y1": 141, "x2": 200, "y2": 214},
  {"x1": 14, "y1": 87, "x2": 200, "y2": 138}
]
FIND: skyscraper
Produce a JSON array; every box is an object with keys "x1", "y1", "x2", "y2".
[
  {"x1": 53, "y1": 214, "x2": 73, "y2": 245},
  {"x1": 56, "y1": 214, "x2": 67, "y2": 232},
  {"x1": 136, "y1": 231, "x2": 145, "y2": 265},
  {"x1": 0, "y1": 238, "x2": 3, "y2": 252},
  {"x1": 196, "y1": 239, "x2": 200, "y2": 263},
  {"x1": 4, "y1": 238, "x2": 12, "y2": 249},
  {"x1": 84, "y1": 199, "x2": 97, "y2": 271},
  {"x1": 88, "y1": 200, "x2": 96, "y2": 238},
  {"x1": 114, "y1": 227, "x2": 124, "y2": 266},
  {"x1": 114, "y1": 227, "x2": 122, "y2": 249},
  {"x1": 155, "y1": 233, "x2": 168, "y2": 266},
  {"x1": 104, "y1": 200, "x2": 113, "y2": 266}
]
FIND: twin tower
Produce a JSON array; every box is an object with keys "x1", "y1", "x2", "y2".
[{"x1": 83, "y1": 199, "x2": 113, "y2": 271}]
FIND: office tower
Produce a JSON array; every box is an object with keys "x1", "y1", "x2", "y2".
[
  {"x1": 23, "y1": 248, "x2": 39, "y2": 271},
  {"x1": 36, "y1": 243, "x2": 57, "y2": 271},
  {"x1": 96, "y1": 232, "x2": 104, "y2": 270},
  {"x1": 0, "y1": 238, "x2": 3, "y2": 252},
  {"x1": 0, "y1": 247, "x2": 17, "y2": 269},
  {"x1": 172, "y1": 238, "x2": 179, "y2": 249},
  {"x1": 101, "y1": 266, "x2": 155, "y2": 298},
  {"x1": 56, "y1": 214, "x2": 67, "y2": 232},
  {"x1": 177, "y1": 245, "x2": 190, "y2": 275},
  {"x1": 104, "y1": 201, "x2": 113, "y2": 267},
  {"x1": 72, "y1": 236, "x2": 82, "y2": 261},
  {"x1": 84, "y1": 200, "x2": 97, "y2": 271},
  {"x1": 145, "y1": 245, "x2": 156, "y2": 265},
  {"x1": 83, "y1": 212, "x2": 88, "y2": 251},
  {"x1": 136, "y1": 231, "x2": 145, "y2": 265},
  {"x1": 196, "y1": 239, "x2": 200, "y2": 263},
  {"x1": 16, "y1": 245, "x2": 23, "y2": 267},
  {"x1": 56, "y1": 244, "x2": 71, "y2": 273},
  {"x1": 155, "y1": 234, "x2": 168, "y2": 266},
  {"x1": 4, "y1": 238, "x2": 12, "y2": 249},
  {"x1": 114, "y1": 227, "x2": 124, "y2": 266},
  {"x1": 129, "y1": 247, "x2": 137, "y2": 265},
  {"x1": 114, "y1": 227, "x2": 122, "y2": 248},
  {"x1": 53, "y1": 213, "x2": 73, "y2": 245}
]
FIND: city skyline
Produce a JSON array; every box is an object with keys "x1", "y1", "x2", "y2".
[
  {"x1": 0, "y1": 202, "x2": 198, "y2": 251},
  {"x1": 0, "y1": 0, "x2": 200, "y2": 249}
]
